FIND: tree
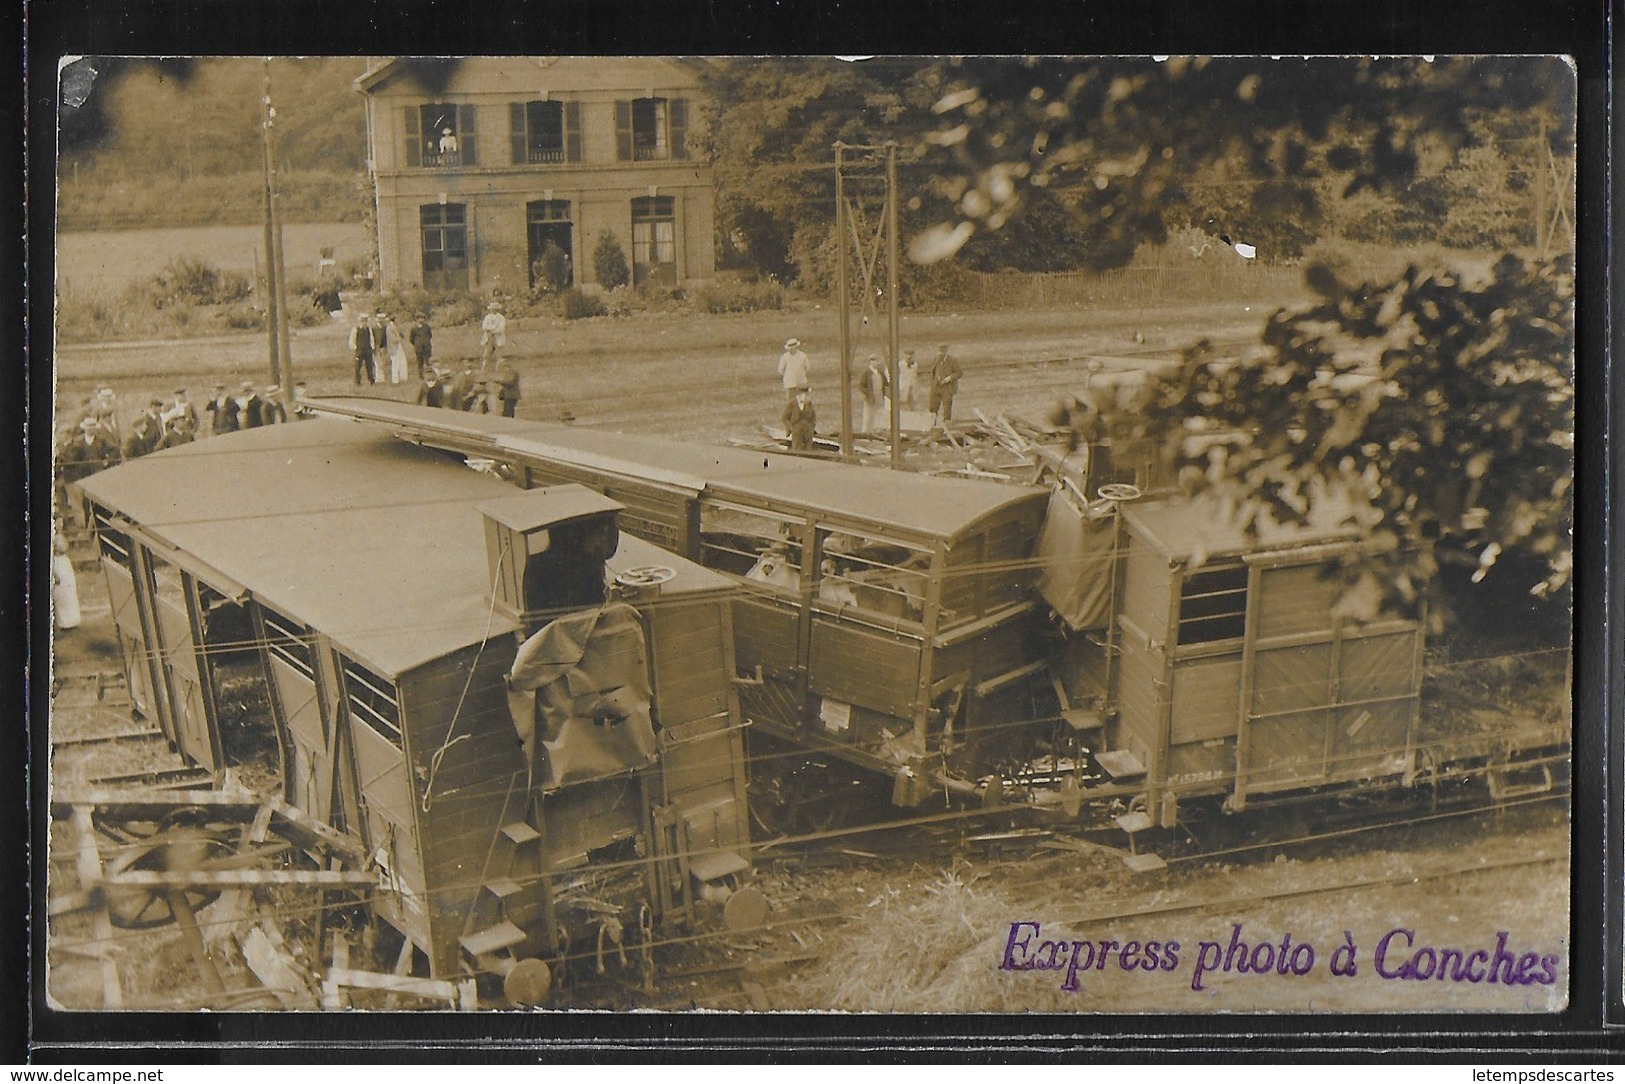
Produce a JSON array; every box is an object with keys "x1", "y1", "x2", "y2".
[
  {"x1": 909, "y1": 56, "x2": 1574, "y2": 269},
  {"x1": 1072, "y1": 254, "x2": 1573, "y2": 621},
  {"x1": 593, "y1": 231, "x2": 630, "y2": 290}
]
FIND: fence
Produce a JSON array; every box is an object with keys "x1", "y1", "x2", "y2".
[{"x1": 950, "y1": 262, "x2": 1313, "y2": 310}]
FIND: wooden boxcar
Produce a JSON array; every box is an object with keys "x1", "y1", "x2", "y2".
[
  {"x1": 313, "y1": 398, "x2": 1055, "y2": 810},
  {"x1": 75, "y1": 422, "x2": 751, "y2": 990},
  {"x1": 306, "y1": 398, "x2": 1566, "y2": 828}
]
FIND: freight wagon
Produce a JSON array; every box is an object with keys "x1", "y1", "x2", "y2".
[
  {"x1": 306, "y1": 399, "x2": 1567, "y2": 830},
  {"x1": 72, "y1": 421, "x2": 757, "y2": 1000}
]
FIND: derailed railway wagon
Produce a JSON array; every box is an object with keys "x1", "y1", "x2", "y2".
[
  {"x1": 71, "y1": 422, "x2": 756, "y2": 1000},
  {"x1": 307, "y1": 399, "x2": 1568, "y2": 831}
]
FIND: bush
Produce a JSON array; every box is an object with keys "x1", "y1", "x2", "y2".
[
  {"x1": 220, "y1": 303, "x2": 266, "y2": 330},
  {"x1": 152, "y1": 256, "x2": 253, "y2": 306},
  {"x1": 593, "y1": 231, "x2": 630, "y2": 290},
  {"x1": 691, "y1": 277, "x2": 785, "y2": 314},
  {"x1": 532, "y1": 242, "x2": 571, "y2": 294},
  {"x1": 561, "y1": 288, "x2": 606, "y2": 320}
]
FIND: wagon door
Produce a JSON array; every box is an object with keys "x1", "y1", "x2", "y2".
[
  {"x1": 1233, "y1": 559, "x2": 1422, "y2": 807},
  {"x1": 92, "y1": 511, "x2": 156, "y2": 726},
  {"x1": 697, "y1": 501, "x2": 809, "y2": 733},
  {"x1": 145, "y1": 551, "x2": 220, "y2": 772},
  {"x1": 337, "y1": 656, "x2": 429, "y2": 939},
  {"x1": 261, "y1": 611, "x2": 337, "y2": 822}
]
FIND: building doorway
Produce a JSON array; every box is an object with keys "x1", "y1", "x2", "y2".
[
  {"x1": 631, "y1": 196, "x2": 677, "y2": 289},
  {"x1": 421, "y1": 203, "x2": 469, "y2": 292},
  {"x1": 527, "y1": 200, "x2": 574, "y2": 291}
]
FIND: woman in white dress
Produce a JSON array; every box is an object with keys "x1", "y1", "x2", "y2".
[
  {"x1": 386, "y1": 315, "x2": 410, "y2": 385},
  {"x1": 52, "y1": 532, "x2": 80, "y2": 630}
]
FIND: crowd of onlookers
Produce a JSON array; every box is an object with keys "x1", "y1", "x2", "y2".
[
  {"x1": 775, "y1": 337, "x2": 963, "y2": 451},
  {"x1": 55, "y1": 381, "x2": 313, "y2": 489}
]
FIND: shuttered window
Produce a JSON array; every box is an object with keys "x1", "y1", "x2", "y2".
[
  {"x1": 617, "y1": 97, "x2": 688, "y2": 161},
  {"x1": 510, "y1": 100, "x2": 579, "y2": 164},
  {"x1": 340, "y1": 656, "x2": 402, "y2": 745},
  {"x1": 408, "y1": 102, "x2": 477, "y2": 168}
]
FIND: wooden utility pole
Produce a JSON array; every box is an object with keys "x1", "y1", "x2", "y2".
[
  {"x1": 884, "y1": 142, "x2": 901, "y2": 470},
  {"x1": 263, "y1": 61, "x2": 294, "y2": 392},
  {"x1": 834, "y1": 143, "x2": 852, "y2": 459},
  {"x1": 260, "y1": 63, "x2": 281, "y2": 390},
  {"x1": 833, "y1": 141, "x2": 904, "y2": 465}
]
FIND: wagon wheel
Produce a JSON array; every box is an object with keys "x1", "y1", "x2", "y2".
[
  {"x1": 100, "y1": 824, "x2": 238, "y2": 929},
  {"x1": 1096, "y1": 483, "x2": 1142, "y2": 503},
  {"x1": 749, "y1": 762, "x2": 845, "y2": 840},
  {"x1": 615, "y1": 565, "x2": 676, "y2": 588}
]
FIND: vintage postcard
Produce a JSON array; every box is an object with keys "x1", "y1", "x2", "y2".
[{"x1": 44, "y1": 54, "x2": 1575, "y2": 1016}]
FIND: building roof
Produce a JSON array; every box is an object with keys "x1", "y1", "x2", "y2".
[
  {"x1": 77, "y1": 421, "x2": 731, "y2": 678},
  {"x1": 312, "y1": 397, "x2": 1051, "y2": 541},
  {"x1": 1120, "y1": 493, "x2": 1365, "y2": 563}
]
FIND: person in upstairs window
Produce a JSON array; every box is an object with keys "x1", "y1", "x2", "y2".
[{"x1": 439, "y1": 127, "x2": 459, "y2": 155}]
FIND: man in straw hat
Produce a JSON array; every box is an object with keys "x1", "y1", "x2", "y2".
[
  {"x1": 777, "y1": 337, "x2": 809, "y2": 404},
  {"x1": 480, "y1": 301, "x2": 507, "y2": 366}
]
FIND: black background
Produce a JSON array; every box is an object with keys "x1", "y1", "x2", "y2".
[{"x1": 13, "y1": 0, "x2": 1616, "y2": 1061}]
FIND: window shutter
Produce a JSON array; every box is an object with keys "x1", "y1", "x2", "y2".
[
  {"x1": 510, "y1": 102, "x2": 526, "y2": 165},
  {"x1": 459, "y1": 104, "x2": 478, "y2": 165},
  {"x1": 615, "y1": 100, "x2": 632, "y2": 161},
  {"x1": 670, "y1": 98, "x2": 688, "y2": 160},
  {"x1": 403, "y1": 106, "x2": 421, "y2": 168},
  {"x1": 565, "y1": 101, "x2": 582, "y2": 162}
]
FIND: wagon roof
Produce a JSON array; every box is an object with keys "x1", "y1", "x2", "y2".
[
  {"x1": 1120, "y1": 493, "x2": 1365, "y2": 562},
  {"x1": 77, "y1": 421, "x2": 732, "y2": 677},
  {"x1": 313, "y1": 397, "x2": 1050, "y2": 540}
]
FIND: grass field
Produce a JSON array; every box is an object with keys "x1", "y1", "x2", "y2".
[{"x1": 56, "y1": 222, "x2": 371, "y2": 298}]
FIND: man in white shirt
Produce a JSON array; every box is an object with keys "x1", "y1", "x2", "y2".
[
  {"x1": 777, "y1": 337, "x2": 809, "y2": 403},
  {"x1": 481, "y1": 302, "x2": 507, "y2": 365}
]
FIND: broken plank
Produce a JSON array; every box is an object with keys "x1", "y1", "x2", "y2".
[{"x1": 99, "y1": 869, "x2": 380, "y2": 889}]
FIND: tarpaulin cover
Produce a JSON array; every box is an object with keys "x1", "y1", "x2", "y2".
[
  {"x1": 1035, "y1": 489, "x2": 1117, "y2": 631},
  {"x1": 505, "y1": 603, "x2": 656, "y2": 790}
]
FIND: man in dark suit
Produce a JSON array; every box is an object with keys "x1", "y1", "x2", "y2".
[
  {"x1": 409, "y1": 312, "x2": 434, "y2": 379},
  {"x1": 781, "y1": 387, "x2": 817, "y2": 452},
  {"x1": 206, "y1": 384, "x2": 239, "y2": 435},
  {"x1": 122, "y1": 399, "x2": 165, "y2": 459},
  {"x1": 239, "y1": 381, "x2": 266, "y2": 429}
]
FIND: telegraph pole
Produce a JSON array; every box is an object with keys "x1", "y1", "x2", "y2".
[
  {"x1": 260, "y1": 62, "x2": 281, "y2": 390},
  {"x1": 834, "y1": 143, "x2": 853, "y2": 459},
  {"x1": 884, "y1": 142, "x2": 901, "y2": 470},
  {"x1": 263, "y1": 61, "x2": 294, "y2": 392},
  {"x1": 833, "y1": 141, "x2": 903, "y2": 465}
]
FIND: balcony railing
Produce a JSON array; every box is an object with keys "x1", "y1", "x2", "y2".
[
  {"x1": 633, "y1": 144, "x2": 670, "y2": 162},
  {"x1": 421, "y1": 150, "x2": 464, "y2": 169},
  {"x1": 527, "y1": 147, "x2": 566, "y2": 164}
]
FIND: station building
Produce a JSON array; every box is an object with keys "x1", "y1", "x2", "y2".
[{"x1": 356, "y1": 57, "x2": 717, "y2": 293}]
